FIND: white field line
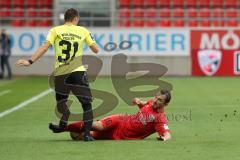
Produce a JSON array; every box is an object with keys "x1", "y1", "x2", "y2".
[
  {"x1": 0, "y1": 90, "x2": 11, "y2": 97},
  {"x1": 0, "y1": 89, "x2": 52, "y2": 118}
]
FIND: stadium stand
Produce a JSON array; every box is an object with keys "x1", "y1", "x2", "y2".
[
  {"x1": 145, "y1": 19, "x2": 158, "y2": 27},
  {"x1": 0, "y1": 7, "x2": 11, "y2": 17},
  {"x1": 173, "y1": 8, "x2": 184, "y2": 17},
  {"x1": 188, "y1": 20, "x2": 198, "y2": 27},
  {"x1": 0, "y1": 0, "x2": 11, "y2": 7},
  {"x1": 0, "y1": 0, "x2": 239, "y2": 27},
  {"x1": 0, "y1": 0, "x2": 53, "y2": 27},
  {"x1": 159, "y1": 0, "x2": 171, "y2": 7},
  {"x1": 117, "y1": 0, "x2": 240, "y2": 27},
  {"x1": 226, "y1": 19, "x2": 238, "y2": 26},
  {"x1": 212, "y1": 0, "x2": 224, "y2": 7},
  {"x1": 12, "y1": 7, "x2": 24, "y2": 17},
  {"x1": 41, "y1": 0, "x2": 53, "y2": 7},
  {"x1": 186, "y1": 0, "x2": 197, "y2": 7},
  {"x1": 26, "y1": 7, "x2": 38, "y2": 17},
  {"x1": 159, "y1": 8, "x2": 171, "y2": 17},
  {"x1": 27, "y1": 0, "x2": 38, "y2": 7},
  {"x1": 132, "y1": 0, "x2": 144, "y2": 7},
  {"x1": 25, "y1": 19, "x2": 38, "y2": 26},
  {"x1": 173, "y1": 0, "x2": 184, "y2": 7},
  {"x1": 173, "y1": 19, "x2": 185, "y2": 27},
  {"x1": 11, "y1": 19, "x2": 24, "y2": 27},
  {"x1": 159, "y1": 19, "x2": 171, "y2": 27},
  {"x1": 199, "y1": 20, "x2": 211, "y2": 27},
  {"x1": 38, "y1": 20, "x2": 52, "y2": 26},
  {"x1": 12, "y1": 0, "x2": 25, "y2": 7},
  {"x1": 146, "y1": 0, "x2": 158, "y2": 7},
  {"x1": 119, "y1": 0, "x2": 131, "y2": 8},
  {"x1": 212, "y1": 8, "x2": 224, "y2": 17},
  {"x1": 225, "y1": 0, "x2": 238, "y2": 7},
  {"x1": 212, "y1": 20, "x2": 224, "y2": 27}
]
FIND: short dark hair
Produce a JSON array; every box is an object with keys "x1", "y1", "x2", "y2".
[
  {"x1": 64, "y1": 8, "x2": 79, "y2": 22},
  {"x1": 156, "y1": 89, "x2": 171, "y2": 104}
]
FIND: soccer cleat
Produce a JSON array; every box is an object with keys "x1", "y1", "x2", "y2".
[
  {"x1": 49, "y1": 123, "x2": 66, "y2": 133},
  {"x1": 83, "y1": 134, "x2": 95, "y2": 141},
  {"x1": 59, "y1": 119, "x2": 68, "y2": 128}
]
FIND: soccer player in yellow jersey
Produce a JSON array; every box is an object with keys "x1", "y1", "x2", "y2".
[{"x1": 16, "y1": 8, "x2": 99, "y2": 141}]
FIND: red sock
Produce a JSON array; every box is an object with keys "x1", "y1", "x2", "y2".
[{"x1": 66, "y1": 121, "x2": 84, "y2": 132}]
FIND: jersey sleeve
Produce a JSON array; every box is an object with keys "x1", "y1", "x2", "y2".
[
  {"x1": 137, "y1": 103, "x2": 144, "y2": 108},
  {"x1": 155, "y1": 123, "x2": 170, "y2": 136},
  {"x1": 154, "y1": 115, "x2": 170, "y2": 136},
  {"x1": 138, "y1": 99, "x2": 153, "y2": 108},
  {"x1": 84, "y1": 29, "x2": 95, "y2": 46},
  {"x1": 46, "y1": 28, "x2": 57, "y2": 45}
]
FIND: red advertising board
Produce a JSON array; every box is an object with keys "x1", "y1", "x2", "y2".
[{"x1": 191, "y1": 30, "x2": 240, "y2": 76}]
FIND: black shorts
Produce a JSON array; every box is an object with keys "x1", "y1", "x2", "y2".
[{"x1": 54, "y1": 71, "x2": 92, "y2": 103}]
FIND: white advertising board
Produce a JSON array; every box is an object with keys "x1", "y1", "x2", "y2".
[{"x1": 6, "y1": 28, "x2": 190, "y2": 56}]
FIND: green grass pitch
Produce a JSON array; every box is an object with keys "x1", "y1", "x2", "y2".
[{"x1": 0, "y1": 76, "x2": 240, "y2": 160}]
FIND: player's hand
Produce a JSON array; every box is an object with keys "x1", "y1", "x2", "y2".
[
  {"x1": 156, "y1": 135, "x2": 165, "y2": 141},
  {"x1": 133, "y1": 98, "x2": 141, "y2": 105},
  {"x1": 156, "y1": 133, "x2": 171, "y2": 141},
  {"x1": 16, "y1": 59, "x2": 31, "y2": 66}
]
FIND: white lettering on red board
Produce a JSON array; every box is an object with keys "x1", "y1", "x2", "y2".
[{"x1": 200, "y1": 31, "x2": 240, "y2": 50}]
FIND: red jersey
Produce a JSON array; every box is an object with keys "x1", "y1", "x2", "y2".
[{"x1": 96, "y1": 100, "x2": 170, "y2": 140}]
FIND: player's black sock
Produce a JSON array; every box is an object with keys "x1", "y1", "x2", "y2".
[
  {"x1": 57, "y1": 100, "x2": 70, "y2": 128},
  {"x1": 59, "y1": 119, "x2": 68, "y2": 128},
  {"x1": 82, "y1": 102, "x2": 93, "y2": 136}
]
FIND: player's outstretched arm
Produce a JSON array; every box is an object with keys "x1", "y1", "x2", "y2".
[
  {"x1": 132, "y1": 98, "x2": 147, "y2": 108},
  {"x1": 89, "y1": 44, "x2": 99, "y2": 54},
  {"x1": 156, "y1": 132, "x2": 171, "y2": 141},
  {"x1": 16, "y1": 42, "x2": 51, "y2": 66}
]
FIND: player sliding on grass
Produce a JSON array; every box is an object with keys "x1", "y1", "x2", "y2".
[
  {"x1": 16, "y1": 8, "x2": 99, "y2": 141},
  {"x1": 49, "y1": 90, "x2": 172, "y2": 141}
]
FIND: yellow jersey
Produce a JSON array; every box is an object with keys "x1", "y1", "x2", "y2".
[{"x1": 46, "y1": 24, "x2": 95, "y2": 73}]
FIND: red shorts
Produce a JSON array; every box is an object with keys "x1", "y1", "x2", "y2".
[{"x1": 91, "y1": 114, "x2": 123, "y2": 140}]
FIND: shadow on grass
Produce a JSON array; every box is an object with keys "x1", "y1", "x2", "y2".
[{"x1": 44, "y1": 137, "x2": 156, "y2": 143}]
